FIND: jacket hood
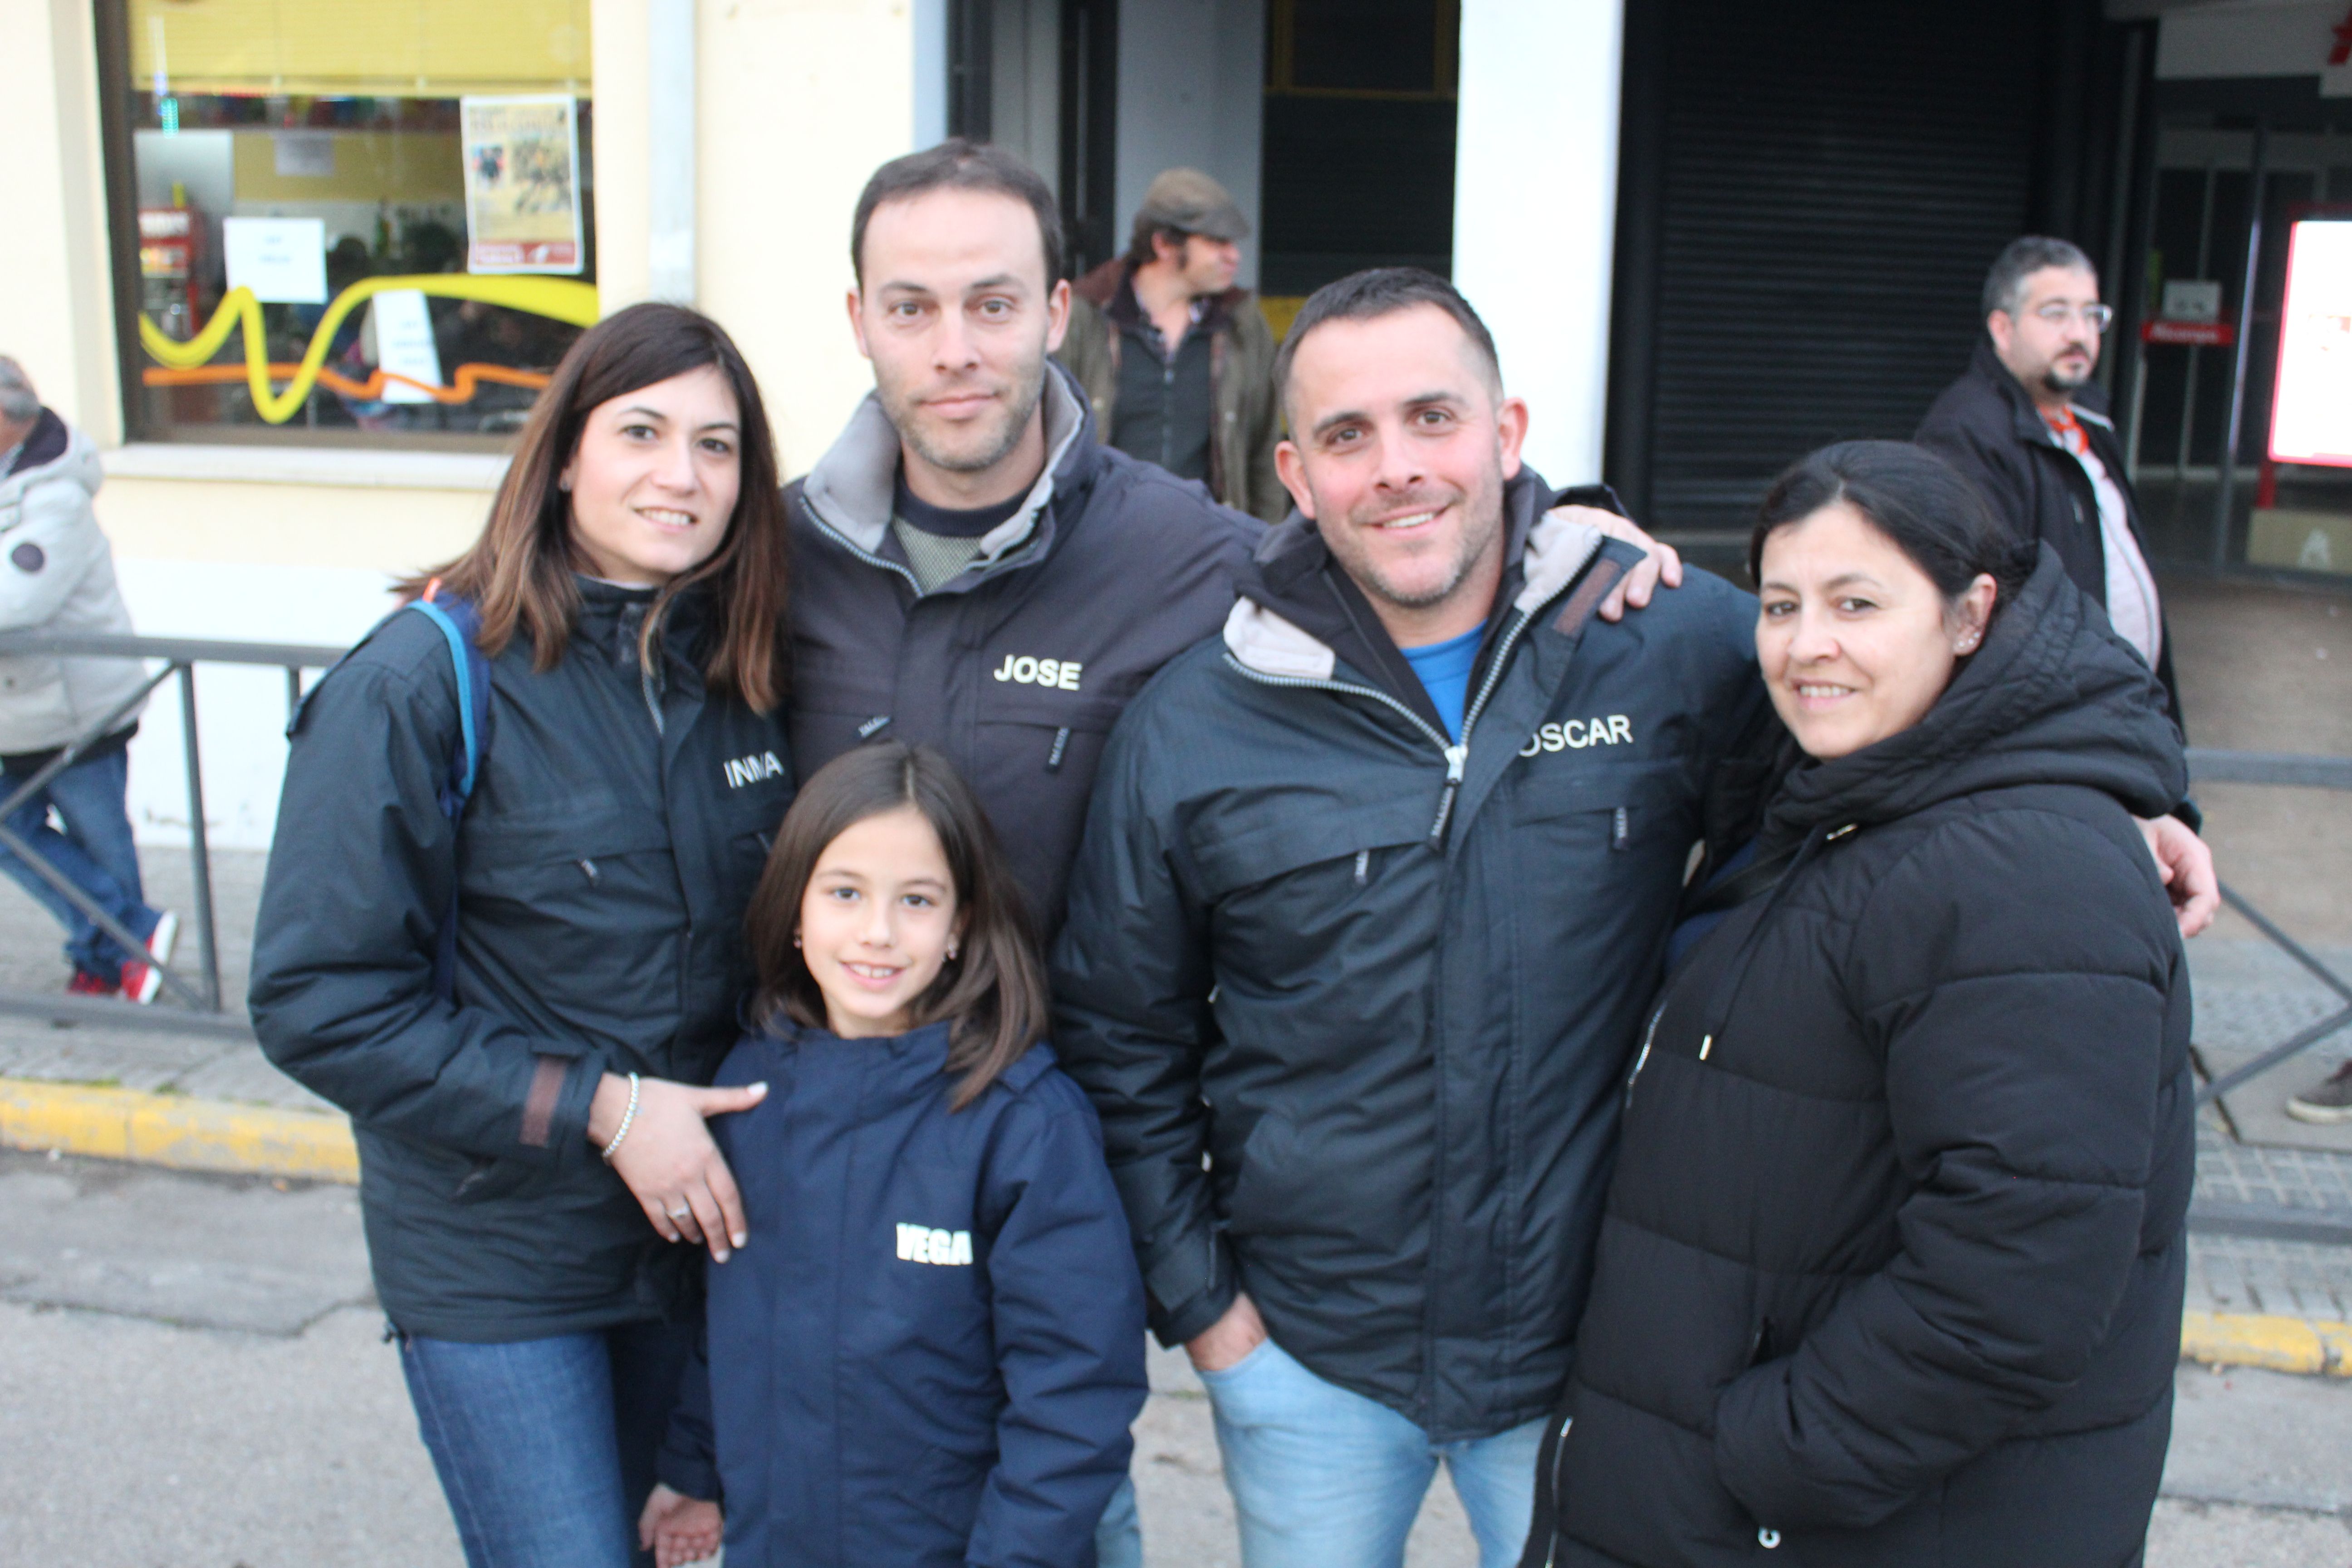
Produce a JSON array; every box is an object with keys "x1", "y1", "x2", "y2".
[
  {"x1": 0, "y1": 411, "x2": 100, "y2": 511},
  {"x1": 1762, "y1": 546, "x2": 2185, "y2": 845},
  {"x1": 798, "y1": 361, "x2": 1092, "y2": 569}
]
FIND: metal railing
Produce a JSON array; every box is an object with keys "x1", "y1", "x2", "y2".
[
  {"x1": 2180, "y1": 747, "x2": 2352, "y2": 1249},
  {"x1": 2185, "y1": 748, "x2": 2352, "y2": 1107},
  {"x1": 0, "y1": 629, "x2": 344, "y2": 1038}
]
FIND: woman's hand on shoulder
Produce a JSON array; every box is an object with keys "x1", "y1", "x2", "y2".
[
  {"x1": 2136, "y1": 814, "x2": 2219, "y2": 939},
  {"x1": 588, "y1": 1071, "x2": 767, "y2": 1262}
]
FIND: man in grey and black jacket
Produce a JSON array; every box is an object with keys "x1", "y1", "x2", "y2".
[
  {"x1": 784, "y1": 141, "x2": 1265, "y2": 944},
  {"x1": 1049, "y1": 271, "x2": 1767, "y2": 1567}
]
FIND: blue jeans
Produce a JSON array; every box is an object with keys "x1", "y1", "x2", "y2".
[
  {"x1": 1200, "y1": 1337, "x2": 1546, "y2": 1568},
  {"x1": 0, "y1": 746, "x2": 158, "y2": 977},
  {"x1": 398, "y1": 1320, "x2": 696, "y2": 1568},
  {"x1": 1097, "y1": 1473, "x2": 1142, "y2": 1568}
]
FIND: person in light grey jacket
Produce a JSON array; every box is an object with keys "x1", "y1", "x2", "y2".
[{"x1": 0, "y1": 357, "x2": 174, "y2": 1000}]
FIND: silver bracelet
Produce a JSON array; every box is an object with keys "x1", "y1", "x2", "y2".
[{"x1": 599, "y1": 1072, "x2": 641, "y2": 1163}]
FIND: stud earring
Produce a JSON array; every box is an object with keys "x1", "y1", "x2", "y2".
[
  {"x1": 946, "y1": 941, "x2": 960, "y2": 960},
  {"x1": 559, "y1": 477, "x2": 573, "y2": 493},
  {"x1": 791, "y1": 934, "x2": 801, "y2": 949}
]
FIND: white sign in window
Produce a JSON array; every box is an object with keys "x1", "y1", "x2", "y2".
[
  {"x1": 366, "y1": 289, "x2": 446, "y2": 405},
  {"x1": 222, "y1": 216, "x2": 328, "y2": 304},
  {"x1": 2269, "y1": 221, "x2": 2352, "y2": 469},
  {"x1": 2159, "y1": 279, "x2": 2221, "y2": 323}
]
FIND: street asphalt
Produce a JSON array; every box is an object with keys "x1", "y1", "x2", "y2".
[{"x1": 1, "y1": 1150, "x2": 2347, "y2": 1568}]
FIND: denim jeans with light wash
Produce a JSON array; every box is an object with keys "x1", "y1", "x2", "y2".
[
  {"x1": 0, "y1": 746, "x2": 159, "y2": 978},
  {"x1": 1198, "y1": 1336, "x2": 1547, "y2": 1568},
  {"x1": 1096, "y1": 1473, "x2": 1142, "y2": 1568},
  {"x1": 397, "y1": 1320, "x2": 695, "y2": 1568}
]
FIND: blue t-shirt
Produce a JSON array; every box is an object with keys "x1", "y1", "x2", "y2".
[{"x1": 1398, "y1": 626, "x2": 1484, "y2": 741}]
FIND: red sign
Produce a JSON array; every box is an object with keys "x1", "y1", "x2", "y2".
[{"x1": 2142, "y1": 319, "x2": 2235, "y2": 347}]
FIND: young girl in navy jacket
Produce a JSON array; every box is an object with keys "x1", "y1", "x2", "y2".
[{"x1": 638, "y1": 741, "x2": 1148, "y2": 1568}]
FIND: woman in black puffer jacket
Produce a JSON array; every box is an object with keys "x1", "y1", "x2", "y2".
[{"x1": 1529, "y1": 441, "x2": 2195, "y2": 1568}]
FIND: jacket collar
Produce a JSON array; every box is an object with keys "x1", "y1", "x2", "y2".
[
  {"x1": 1969, "y1": 335, "x2": 2119, "y2": 453},
  {"x1": 1223, "y1": 468, "x2": 1603, "y2": 704},
  {"x1": 768, "y1": 1017, "x2": 1056, "y2": 1101},
  {"x1": 0, "y1": 411, "x2": 98, "y2": 511},
  {"x1": 572, "y1": 574, "x2": 708, "y2": 687},
  {"x1": 799, "y1": 362, "x2": 1092, "y2": 572},
  {"x1": 4, "y1": 409, "x2": 68, "y2": 478}
]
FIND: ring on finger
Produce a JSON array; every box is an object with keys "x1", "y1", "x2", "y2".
[{"x1": 666, "y1": 1203, "x2": 693, "y2": 1221}]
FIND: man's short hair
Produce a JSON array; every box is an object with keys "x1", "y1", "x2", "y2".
[
  {"x1": 850, "y1": 139, "x2": 1063, "y2": 289},
  {"x1": 0, "y1": 357, "x2": 38, "y2": 424},
  {"x1": 1274, "y1": 268, "x2": 1503, "y2": 416},
  {"x1": 1982, "y1": 236, "x2": 2096, "y2": 318}
]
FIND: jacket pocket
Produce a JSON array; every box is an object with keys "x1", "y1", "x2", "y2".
[{"x1": 0, "y1": 653, "x2": 74, "y2": 751}]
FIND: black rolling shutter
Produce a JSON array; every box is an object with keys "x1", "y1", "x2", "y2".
[{"x1": 1630, "y1": 0, "x2": 2049, "y2": 541}]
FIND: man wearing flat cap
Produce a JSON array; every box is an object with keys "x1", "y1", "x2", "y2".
[{"x1": 1057, "y1": 168, "x2": 1287, "y2": 522}]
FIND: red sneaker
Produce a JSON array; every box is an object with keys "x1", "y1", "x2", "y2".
[
  {"x1": 68, "y1": 968, "x2": 120, "y2": 997},
  {"x1": 120, "y1": 959, "x2": 163, "y2": 1004},
  {"x1": 120, "y1": 912, "x2": 179, "y2": 1006}
]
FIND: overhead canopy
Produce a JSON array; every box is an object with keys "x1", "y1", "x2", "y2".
[{"x1": 131, "y1": 0, "x2": 592, "y2": 98}]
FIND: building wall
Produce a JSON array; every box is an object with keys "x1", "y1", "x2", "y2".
[
  {"x1": 0, "y1": 0, "x2": 917, "y2": 848},
  {"x1": 1112, "y1": 0, "x2": 1267, "y2": 289}
]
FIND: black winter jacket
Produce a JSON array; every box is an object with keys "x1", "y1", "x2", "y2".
[
  {"x1": 1536, "y1": 551, "x2": 2193, "y2": 1568},
  {"x1": 1051, "y1": 473, "x2": 1767, "y2": 1442},
  {"x1": 656, "y1": 1024, "x2": 1147, "y2": 1568},
  {"x1": 250, "y1": 582, "x2": 794, "y2": 1340},
  {"x1": 1916, "y1": 338, "x2": 2182, "y2": 721},
  {"x1": 786, "y1": 365, "x2": 1262, "y2": 938}
]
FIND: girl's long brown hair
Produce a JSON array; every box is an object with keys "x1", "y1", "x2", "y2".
[
  {"x1": 744, "y1": 744, "x2": 1049, "y2": 1111},
  {"x1": 397, "y1": 302, "x2": 789, "y2": 710}
]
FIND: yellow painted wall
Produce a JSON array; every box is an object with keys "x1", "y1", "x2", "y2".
[
  {"x1": 230, "y1": 130, "x2": 466, "y2": 204},
  {"x1": 697, "y1": 0, "x2": 915, "y2": 476},
  {"x1": 97, "y1": 476, "x2": 494, "y2": 575},
  {"x1": 589, "y1": 0, "x2": 652, "y2": 310},
  {"x1": 1, "y1": 0, "x2": 122, "y2": 444}
]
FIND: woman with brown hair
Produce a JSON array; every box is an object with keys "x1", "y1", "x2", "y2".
[{"x1": 250, "y1": 302, "x2": 796, "y2": 1567}]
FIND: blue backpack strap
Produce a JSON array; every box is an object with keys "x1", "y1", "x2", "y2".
[{"x1": 407, "y1": 592, "x2": 491, "y2": 1002}]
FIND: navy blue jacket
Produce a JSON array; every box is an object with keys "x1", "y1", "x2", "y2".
[
  {"x1": 657, "y1": 1021, "x2": 1149, "y2": 1568},
  {"x1": 1051, "y1": 472, "x2": 1768, "y2": 1441}
]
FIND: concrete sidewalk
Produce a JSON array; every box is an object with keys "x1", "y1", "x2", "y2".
[{"x1": 5, "y1": 1150, "x2": 2345, "y2": 1568}]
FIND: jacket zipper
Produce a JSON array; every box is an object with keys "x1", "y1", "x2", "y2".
[
  {"x1": 1222, "y1": 660, "x2": 1463, "y2": 842},
  {"x1": 1624, "y1": 1000, "x2": 1667, "y2": 1106},
  {"x1": 639, "y1": 662, "x2": 666, "y2": 736},
  {"x1": 804, "y1": 509, "x2": 926, "y2": 598},
  {"x1": 1221, "y1": 592, "x2": 1554, "y2": 850}
]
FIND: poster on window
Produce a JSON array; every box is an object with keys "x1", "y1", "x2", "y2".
[
  {"x1": 460, "y1": 95, "x2": 583, "y2": 275},
  {"x1": 2269, "y1": 220, "x2": 2352, "y2": 469}
]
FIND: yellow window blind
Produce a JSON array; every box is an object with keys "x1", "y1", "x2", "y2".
[{"x1": 132, "y1": 0, "x2": 592, "y2": 98}]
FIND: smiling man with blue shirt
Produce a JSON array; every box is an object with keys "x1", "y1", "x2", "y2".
[{"x1": 1049, "y1": 270, "x2": 1769, "y2": 1568}]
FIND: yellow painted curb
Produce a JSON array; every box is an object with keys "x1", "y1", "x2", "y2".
[
  {"x1": 2182, "y1": 1309, "x2": 2352, "y2": 1377},
  {"x1": 0, "y1": 1077, "x2": 357, "y2": 1185}
]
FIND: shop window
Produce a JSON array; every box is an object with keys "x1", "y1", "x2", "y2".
[{"x1": 98, "y1": 0, "x2": 595, "y2": 447}]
